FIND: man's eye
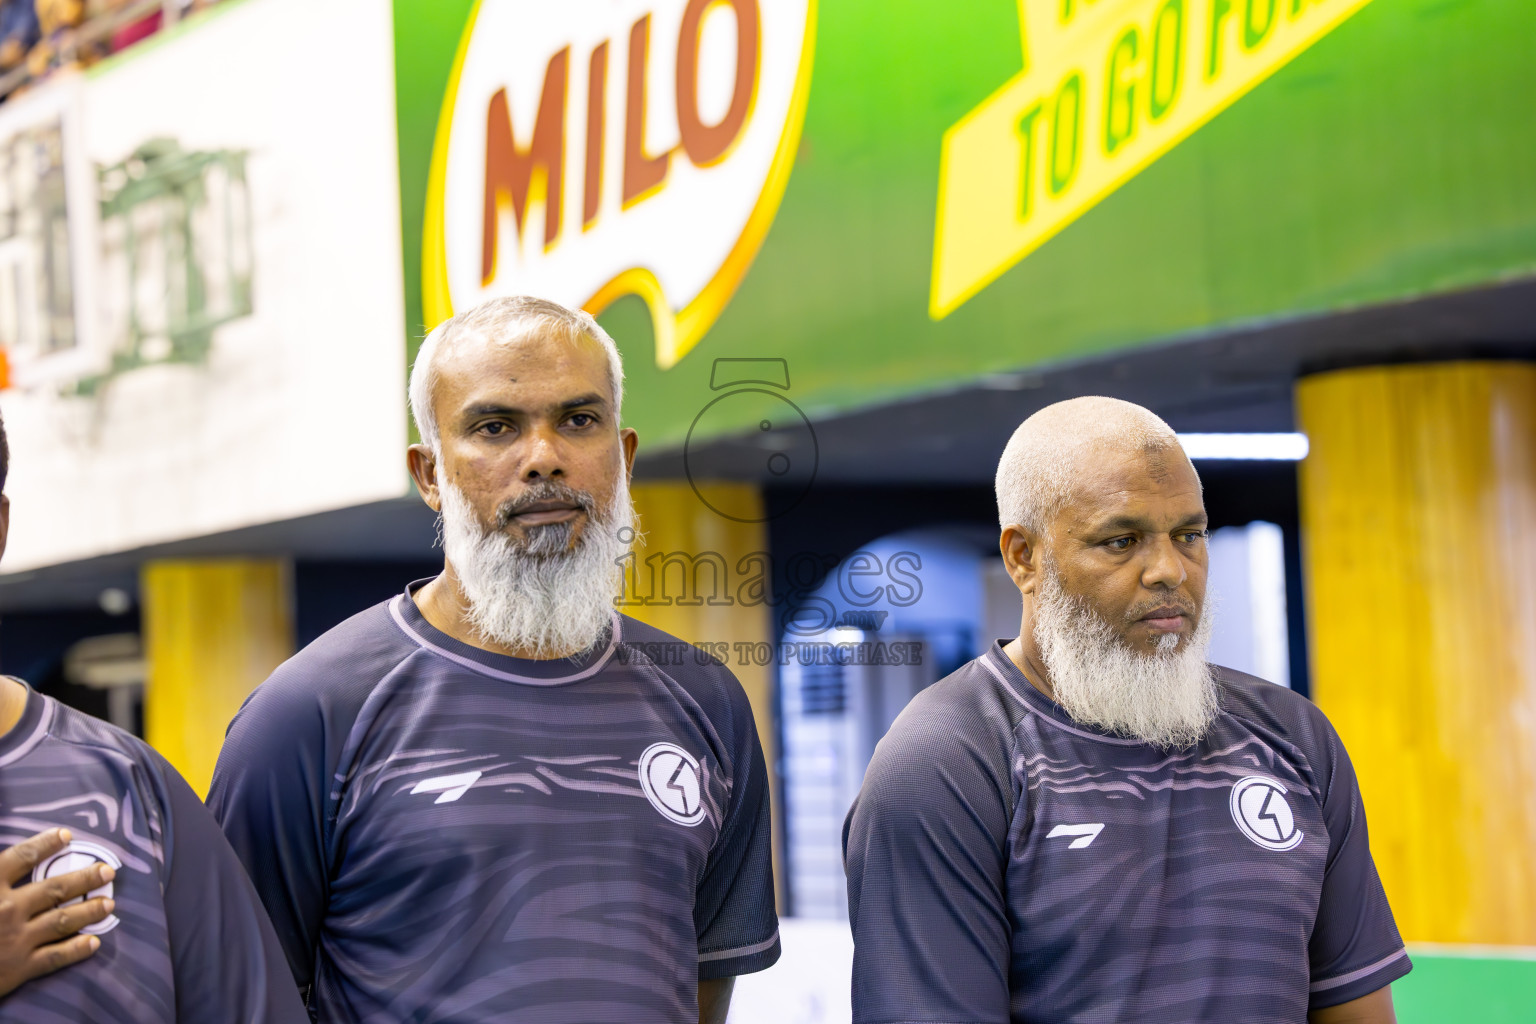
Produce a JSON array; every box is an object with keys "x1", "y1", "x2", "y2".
[
  {"x1": 568, "y1": 413, "x2": 595, "y2": 428},
  {"x1": 1179, "y1": 530, "x2": 1209, "y2": 543},
  {"x1": 480, "y1": 422, "x2": 508, "y2": 436},
  {"x1": 1106, "y1": 537, "x2": 1134, "y2": 551}
]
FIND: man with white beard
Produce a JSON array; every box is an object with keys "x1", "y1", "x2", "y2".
[
  {"x1": 843, "y1": 397, "x2": 1407, "y2": 1024},
  {"x1": 210, "y1": 297, "x2": 778, "y2": 1024}
]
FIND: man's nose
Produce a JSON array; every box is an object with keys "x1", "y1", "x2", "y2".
[
  {"x1": 521, "y1": 426, "x2": 566, "y2": 480},
  {"x1": 1140, "y1": 536, "x2": 1188, "y2": 590}
]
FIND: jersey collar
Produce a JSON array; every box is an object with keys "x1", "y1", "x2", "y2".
[
  {"x1": 388, "y1": 579, "x2": 621, "y2": 686},
  {"x1": 981, "y1": 642, "x2": 1153, "y2": 746},
  {"x1": 0, "y1": 679, "x2": 53, "y2": 766}
]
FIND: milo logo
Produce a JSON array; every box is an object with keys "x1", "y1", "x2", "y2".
[{"x1": 424, "y1": 0, "x2": 816, "y2": 367}]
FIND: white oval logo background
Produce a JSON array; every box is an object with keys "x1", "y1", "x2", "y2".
[
  {"x1": 638, "y1": 742, "x2": 706, "y2": 826},
  {"x1": 32, "y1": 839, "x2": 122, "y2": 935},
  {"x1": 430, "y1": 0, "x2": 815, "y2": 368},
  {"x1": 1230, "y1": 775, "x2": 1304, "y2": 852}
]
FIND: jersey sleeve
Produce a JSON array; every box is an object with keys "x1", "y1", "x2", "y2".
[
  {"x1": 842, "y1": 691, "x2": 1014, "y2": 1024},
  {"x1": 155, "y1": 752, "x2": 310, "y2": 1023},
  {"x1": 1306, "y1": 715, "x2": 1412, "y2": 1008},
  {"x1": 206, "y1": 679, "x2": 334, "y2": 998},
  {"x1": 693, "y1": 678, "x2": 780, "y2": 980}
]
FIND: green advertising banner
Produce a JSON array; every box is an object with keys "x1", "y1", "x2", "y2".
[{"x1": 393, "y1": 0, "x2": 1536, "y2": 451}]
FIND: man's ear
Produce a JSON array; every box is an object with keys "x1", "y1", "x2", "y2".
[
  {"x1": 1000, "y1": 523, "x2": 1042, "y2": 596},
  {"x1": 407, "y1": 445, "x2": 442, "y2": 512},
  {"x1": 619, "y1": 427, "x2": 638, "y2": 478},
  {"x1": 0, "y1": 493, "x2": 10, "y2": 564}
]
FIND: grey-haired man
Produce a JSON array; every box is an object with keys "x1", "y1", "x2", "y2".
[
  {"x1": 212, "y1": 297, "x2": 779, "y2": 1024},
  {"x1": 845, "y1": 397, "x2": 1407, "y2": 1024}
]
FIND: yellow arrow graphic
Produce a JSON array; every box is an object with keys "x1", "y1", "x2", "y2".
[{"x1": 930, "y1": 0, "x2": 1377, "y2": 319}]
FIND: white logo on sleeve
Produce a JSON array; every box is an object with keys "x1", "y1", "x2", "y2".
[
  {"x1": 33, "y1": 840, "x2": 122, "y2": 935},
  {"x1": 410, "y1": 770, "x2": 483, "y2": 804},
  {"x1": 638, "y1": 743, "x2": 706, "y2": 827},
  {"x1": 1230, "y1": 776, "x2": 1304, "y2": 851},
  {"x1": 1047, "y1": 823, "x2": 1105, "y2": 849}
]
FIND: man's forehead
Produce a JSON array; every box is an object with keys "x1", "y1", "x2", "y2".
[
  {"x1": 1066, "y1": 446, "x2": 1205, "y2": 521},
  {"x1": 435, "y1": 329, "x2": 610, "y2": 402}
]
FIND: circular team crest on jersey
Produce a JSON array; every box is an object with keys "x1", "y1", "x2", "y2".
[
  {"x1": 1230, "y1": 776, "x2": 1304, "y2": 852},
  {"x1": 32, "y1": 840, "x2": 122, "y2": 935},
  {"x1": 638, "y1": 742, "x2": 706, "y2": 827}
]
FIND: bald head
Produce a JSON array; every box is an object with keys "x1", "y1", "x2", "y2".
[
  {"x1": 410, "y1": 296, "x2": 624, "y2": 454},
  {"x1": 995, "y1": 397, "x2": 1195, "y2": 533}
]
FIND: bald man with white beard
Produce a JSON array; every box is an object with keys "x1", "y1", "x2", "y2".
[{"x1": 843, "y1": 398, "x2": 1408, "y2": 1024}]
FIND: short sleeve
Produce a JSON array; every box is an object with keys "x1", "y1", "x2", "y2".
[
  {"x1": 693, "y1": 683, "x2": 780, "y2": 980},
  {"x1": 1306, "y1": 718, "x2": 1412, "y2": 1008},
  {"x1": 156, "y1": 753, "x2": 309, "y2": 1023},
  {"x1": 207, "y1": 681, "x2": 334, "y2": 998},
  {"x1": 842, "y1": 700, "x2": 1013, "y2": 1024}
]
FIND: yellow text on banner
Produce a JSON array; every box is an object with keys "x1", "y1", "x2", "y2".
[{"x1": 930, "y1": 0, "x2": 1376, "y2": 319}]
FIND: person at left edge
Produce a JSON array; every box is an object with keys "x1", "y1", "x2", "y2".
[
  {"x1": 209, "y1": 296, "x2": 780, "y2": 1024},
  {"x1": 0, "y1": 410, "x2": 307, "y2": 1023}
]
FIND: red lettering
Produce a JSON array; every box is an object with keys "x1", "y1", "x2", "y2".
[
  {"x1": 623, "y1": 15, "x2": 670, "y2": 205},
  {"x1": 481, "y1": 48, "x2": 569, "y2": 285},
  {"x1": 676, "y1": 0, "x2": 759, "y2": 167},
  {"x1": 583, "y1": 41, "x2": 608, "y2": 228}
]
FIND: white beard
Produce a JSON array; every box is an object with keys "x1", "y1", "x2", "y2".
[
  {"x1": 1033, "y1": 566, "x2": 1218, "y2": 749},
  {"x1": 437, "y1": 471, "x2": 634, "y2": 658}
]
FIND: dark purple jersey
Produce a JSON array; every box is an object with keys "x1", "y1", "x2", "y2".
[
  {"x1": 208, "y1": 582, "x2": 779, "y2": 1024},
  {"x1": 843, "y1": 643, "x2": 1409, "y2": 1024},
  {"x1": 0, "y1": 684, "x2": 306, "y2": 1023}
]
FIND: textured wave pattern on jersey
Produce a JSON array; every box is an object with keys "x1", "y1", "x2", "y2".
[
  {"x1": 844, "y1": 644, "x2": 1409, "y2": 1024},
  {"x1": 0, "y1": 697, "x2": 172, "y2": 1021},
  {"x1": 211, "y1": 585, "x2": 779, "y2": 1024},
  {"x1": 0, "y1": 688, "x2": 305, "y2": 1023}
]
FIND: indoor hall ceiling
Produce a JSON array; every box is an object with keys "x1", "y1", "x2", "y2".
[
  {"x1": 642, "y1": 278, "x2": 1536, "y2": 486},
  {"x1": 1, "y1": 278, "x2": 1531, "y2": 611},
  {"x1": 0, "y1": 498, "x2": 441, "y2": 613}
]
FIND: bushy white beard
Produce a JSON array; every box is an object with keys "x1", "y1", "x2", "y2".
[
  {"x1": 437, "y1": 472, "x2": 634, "y2": 658},
  {"x1": 1033, "y1": 566, "x2": 1218, "y2": 749}
]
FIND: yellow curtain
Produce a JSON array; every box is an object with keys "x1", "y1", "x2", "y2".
[
  {"x1": 1298, "y1": 362, "x2": 1536, "y2": 943},
  {"x1": 142, "y1": 559, "x2": 293, "y2": 798}
]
